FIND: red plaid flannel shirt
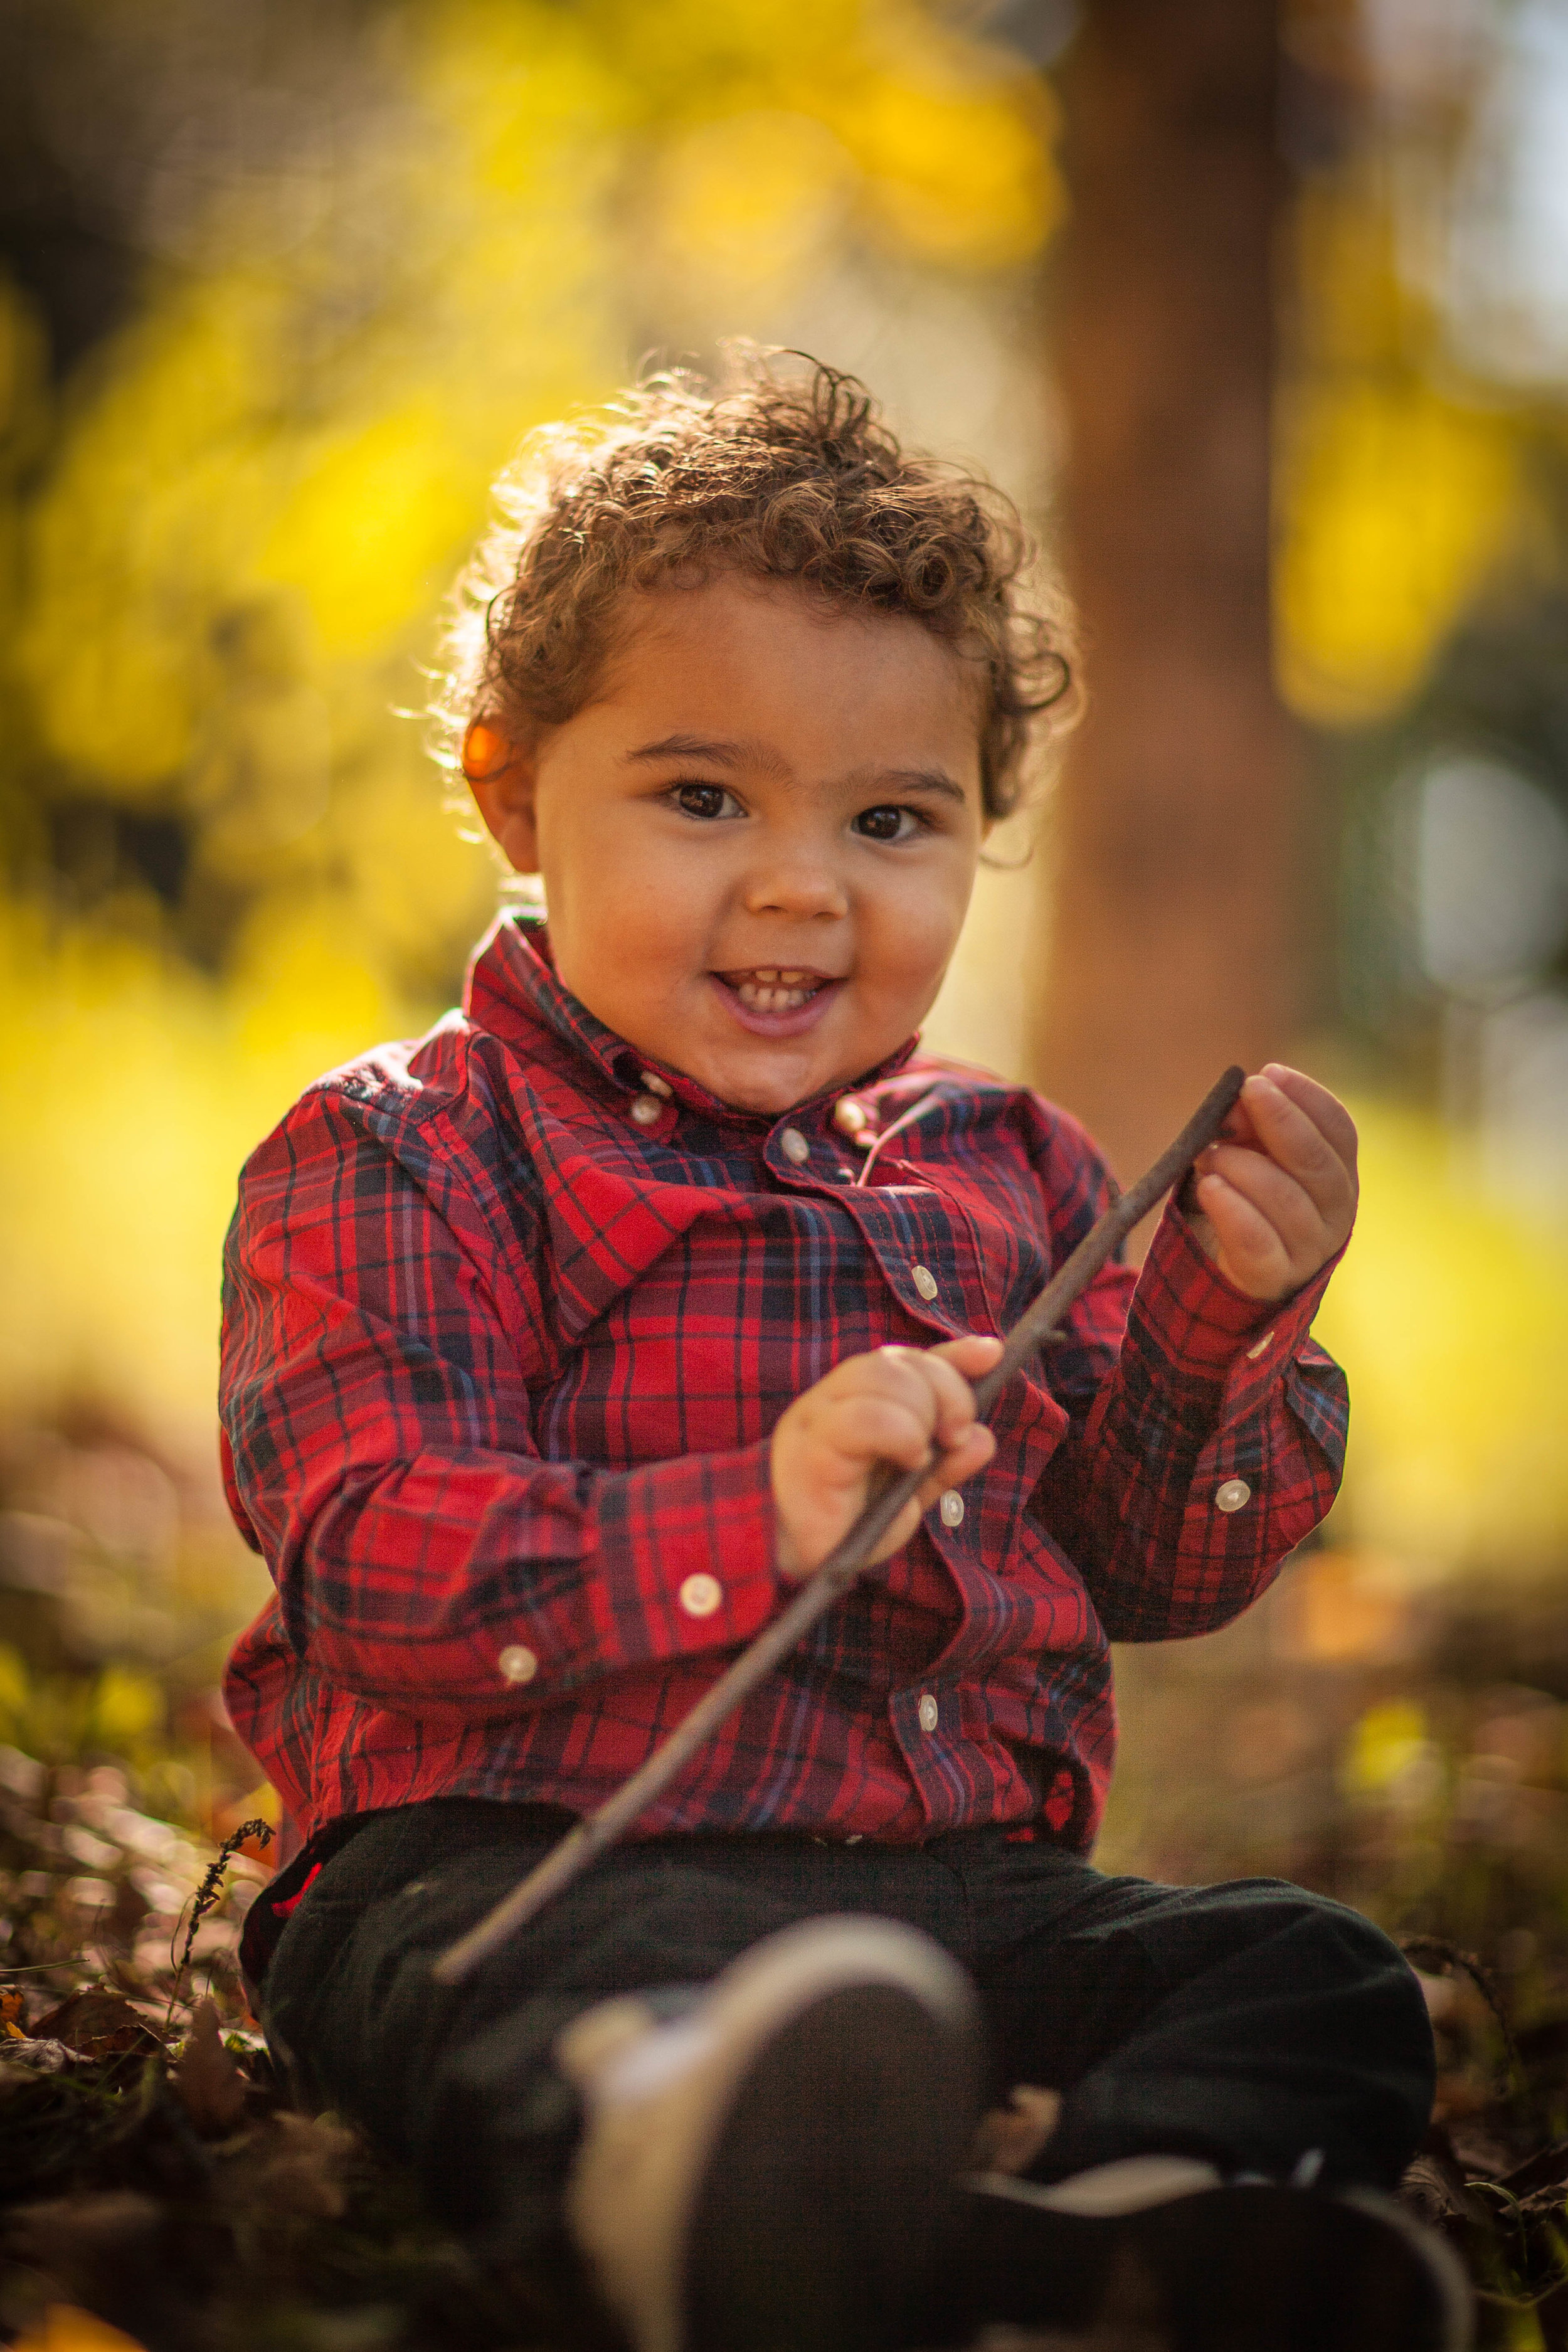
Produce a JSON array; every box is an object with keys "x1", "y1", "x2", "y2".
[{"x1": 220, "y1": 914, "x2": 1348, "y2": 1856}]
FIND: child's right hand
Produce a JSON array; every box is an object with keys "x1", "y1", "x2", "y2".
[{"x1": 770, "y1": 1336, "x2": 1002, "y2": 1582}]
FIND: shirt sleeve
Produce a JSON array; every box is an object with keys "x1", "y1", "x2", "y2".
[
  {"x1": 220, "y1": 1084, "x2": 786, "y2": 1722},
  {"x1": 1029, "y1": 1134, "x2": 1350, "y2": 1643}
]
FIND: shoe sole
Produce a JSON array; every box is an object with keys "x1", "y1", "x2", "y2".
[
  {"x1": 682, "y1": 1938, "x2": 983, "y2": 2352},
  {"x1": 961, "y1": 2176, "x2": 1473, "y2": 2352}
]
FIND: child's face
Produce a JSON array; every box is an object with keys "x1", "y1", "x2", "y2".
[{"x1": 469, "y1": 576, "x2": 988, "y2": 1114}]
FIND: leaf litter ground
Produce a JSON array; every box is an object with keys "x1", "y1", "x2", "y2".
[{"x1": 4, "y1": 1677, "x2": 1568, "y2": 2352}]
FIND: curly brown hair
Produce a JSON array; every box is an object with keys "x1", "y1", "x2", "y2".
[{"x1": 433, "y1": 351, "x2": 1074, "y2": 820}]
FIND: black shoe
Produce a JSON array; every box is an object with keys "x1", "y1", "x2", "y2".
[
  {"x1": 557, "y1": 1916, "x2": 984, "y2": 2352},
  {"x1": 947, "y1": 2159, "x2": 1473, "y2": 2351}
]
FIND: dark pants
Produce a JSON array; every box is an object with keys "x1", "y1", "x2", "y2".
[{"x1": 262, "y1": 1800, "x2": 1434, "y2": 2263}]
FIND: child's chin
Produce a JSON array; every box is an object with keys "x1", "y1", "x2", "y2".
[{"x1": 700, "y1": 1044, "x2": 835, "y2": 1117}]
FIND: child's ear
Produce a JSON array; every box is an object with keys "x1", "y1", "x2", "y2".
[{"x1": 463, "y1": 721, "x2": 540, "y2": 873}]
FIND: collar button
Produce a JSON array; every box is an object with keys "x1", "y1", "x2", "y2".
[{"x1": 780, "y1": 1126, "x2": 811, "y2": 1165}]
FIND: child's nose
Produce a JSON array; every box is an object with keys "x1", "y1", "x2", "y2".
[{"x1": 741, "y1": 844, "x2": 849, "y2": 921}]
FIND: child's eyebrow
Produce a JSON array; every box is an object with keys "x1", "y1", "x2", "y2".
[
  {"x1": 623, "y1": 733, "x2": 783, "y2": 774},
  {"x1": 854, "y1": 766, "x2": 969, "y2": 806}
]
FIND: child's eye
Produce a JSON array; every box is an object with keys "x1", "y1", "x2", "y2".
[
  {"x1": 669, "y1": 781, "x2": 743, "y2": 821},
  {"x1": 852, "y1": 804, "x2": 919, "y2": 842}
]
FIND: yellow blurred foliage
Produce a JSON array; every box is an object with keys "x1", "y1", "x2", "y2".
[
  {"x1": 9, "y1": 0, "x2": 1055, "y2": 840},
  {"x1": 654, "y1": 112, "x2": 857, "y2": 291},
  {"x1": 1316, "y1": 1100, "x2": 1568, "y2": 1572},
  {"x1": 18, "y1": 280, "x2": 285, "y2": 788},
  {"x1": 1342, "y1": 1698, "x2": 1433, "y2": 1799},
  {"x1": 0, "y1": 896, "x2": 403, "y2": 1458},
  {"x1": 1276, "y1": 380, "x2": 1518, "y2": 726},
  {"x1": 842, "y1": 69, "x2": 1058, "y2": 268},
  {"x1": 257, "y1": 406, "x2": 477, "y2": 659}
]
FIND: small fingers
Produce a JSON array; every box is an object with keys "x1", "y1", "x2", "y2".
[
  {"x1": 774, "y1": 1335, "x2": 1000, "y2": 1577},
  {"x1": 854, "y1": 1338, "x2": 995, "y2": 1455},
  {"x1": 869, "y1": 1425, "x2": 996, "y2": 1563},
  {"x1": 913, "y1": 1341, "x2": 995, "y2": 1449},
  {"x1": 921, "y1": 1422, "x2": 995, "y2": 1505},
  {"x1": 1197, "y1": 1076, "x2": 1355, "y2": 1229},
  {"x1": 1237, "y1": 1078, "x2": 1347, "y2": 1212},
  {"x1": 827, "y1": 1391, "x2": 943, "y2": 1476},
  {"x1": 1193, "y1": 1171, "x2": 1293, "y2": 1298},
  {"x1": 1199, "y1": 1142, "x2": 1334, "y2": 1259},
  {"x1": 1262, "y1": 1064, "x2": 1359, "y2": 1183}
]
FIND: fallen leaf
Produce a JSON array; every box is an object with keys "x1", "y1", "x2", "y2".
[
  {"x1": 171, "y1": 1996, "x2": 246, "y2": 2134},
  {"x1": 31, "y1": 1991, "x2": 162, "y2": 2063},
  {"x1": 9, "y1": 2308, "x2": 150, "y2": 2352}
]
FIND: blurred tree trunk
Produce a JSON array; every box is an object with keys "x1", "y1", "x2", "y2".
[{"x1": 1032, "y1": 0, "x2": 1305, "y2": 1192}]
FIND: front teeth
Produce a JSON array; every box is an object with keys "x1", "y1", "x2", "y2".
[{"x1": 733, "y1": 967, "x2": 822, "y2": 1014}]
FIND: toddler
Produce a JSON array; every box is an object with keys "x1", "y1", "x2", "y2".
[{"x1": 221, "y1": 359, "x2": 1463, "y2": 2352}]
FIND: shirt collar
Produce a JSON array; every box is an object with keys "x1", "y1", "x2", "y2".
[{"x1": 463, "y1": 909, "x2": 921, "y2": 1123}]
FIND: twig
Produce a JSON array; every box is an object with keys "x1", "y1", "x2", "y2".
[
  {"x1": 166, "y1": 1819, "x2": 273, "y2": 2028},
  {"x1": 435, "y1": 1064, "x2": 1247, "y2": 1983}
]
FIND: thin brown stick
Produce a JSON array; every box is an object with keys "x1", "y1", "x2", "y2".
[{"x1": 434, "y1": 1064, "x2": 1246, "y2": 1984}]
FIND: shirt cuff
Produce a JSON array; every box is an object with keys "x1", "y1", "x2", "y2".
[
  {"x1": 1122, "y1": 1195, "x2": 1350, "y2": 1432},
  {"x1": 1130, "y1": 1195, "x2": 1276, "y2": 1370},
  {"x1": 588, "y1": 1436, "x2": 785, "y2": 1670}
]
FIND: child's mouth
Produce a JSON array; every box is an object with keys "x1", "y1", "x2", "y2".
[
  {"x1": 711, "y1": 967, "x2": 842, "y2": 1037},
  {"x1": 726, "y1": 968, "x2": 824, "y2": 1013}
]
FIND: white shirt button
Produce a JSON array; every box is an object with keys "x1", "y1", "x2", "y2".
[
  {"x1": 918, "y1": 1692, "x2": 940, "y2": 1734},
  {"x1": 1245, "y1": 1329, "x2": 1275, "y2": 1361},
  {"x1": 833, "y1": 1096, "x2": 869, "y2": 1136},
  {"x1": 498, "y1": 1644, "x2": 538, "y2": 1684},
  {"x1": 629, "y1": 1094, "x2": 663, "y2": 1126},
  {"x1": 911, "y1": 1264, "x2": 939, "y2": 1301},
  {"x1": 1215, "y1": 1478, "x2": 1253, "y2": 1514},
  {"x1": 780, "y1": 1127, "x2": 811, "y2": 1165},
  {"x1": 639, "y1": 1071, "x2": 672, "y2": 1098},
  {"x1": 679, "y1": 1572, "x2": 723, "y2": 1618},
  {"x1": 939, "y1": 1490, "x2": 965, "y2": 1528}
]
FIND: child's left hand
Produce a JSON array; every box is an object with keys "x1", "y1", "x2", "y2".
[{"x1": 1185, "y1": 1064, "x2": 1358, "y2": 1303}]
